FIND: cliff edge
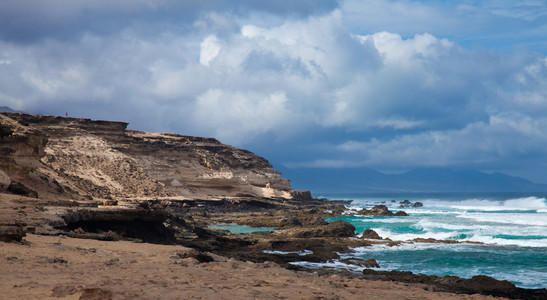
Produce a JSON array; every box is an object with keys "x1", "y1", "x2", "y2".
[{"x1": 0, "y1": 112, "x2": 293, "y2": 201}]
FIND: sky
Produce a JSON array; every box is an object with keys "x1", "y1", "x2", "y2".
[{"x1": 1, "y1": 0, "x2": 547, "y2": 184}]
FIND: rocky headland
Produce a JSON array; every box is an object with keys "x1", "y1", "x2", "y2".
[{"x1": 1, "y1": 112, "x2": 545, "y2": 299}]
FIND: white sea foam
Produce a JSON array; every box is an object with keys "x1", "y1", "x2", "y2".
[
  {"x1": 419, "y1": 217, "x2": 545, "y2": 234},
  {"x1": 353, "y1": 217, "x2": 415, "y2": 224},
  {"x1": 373, "y1": 228, "x2": 457, "y2": 242},
  {"x1": 462, "y1": 235, "x2": 547, "y2": 248},
  {"x1": 425, "y1": 197, "x2": 547, "y2": 212},
  {"x1": 324, "y1": 193, "x2": 547, "y2": 289},
  {"x1": 289, "y1": 261, "x2": 365, "y2": 273},
  {"x1": 352, "y1": 242, "x2": 457, "y2": 253},
  {"x1": 457, "y1": 212, "x2": 547, "y2": 226},
  {"x1": 404, "y1": 210, "x2": 454, "y2": 215},
  {"x1": 502, "y1": 270, "x2": 547, "y2": 289},
  {"x1": 413, "y1": 218, "x2": 473, "y2": 231},
  {"x1": 263, "y1": 250, "x2": 313, "y2": 256}
]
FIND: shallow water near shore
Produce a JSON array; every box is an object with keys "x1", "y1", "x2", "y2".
[{"x1": 319, "y1": 192, "x2": 547, "y2": 289}]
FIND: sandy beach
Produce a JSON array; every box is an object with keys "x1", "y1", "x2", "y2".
[{"x1": 0, "y1": 234, "x2": 505, "y2": 300}]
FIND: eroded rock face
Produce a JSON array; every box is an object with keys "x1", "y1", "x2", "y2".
[
  {"x1": 60, "y1": 208, "x2": 175, "y2": 243},
  {"x1": 0, "y1": 112, "x2": 293, "y2": 201}
]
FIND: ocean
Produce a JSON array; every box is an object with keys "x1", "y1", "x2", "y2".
[{"x1": 297, "y1": 192, "x2": 547, "y2": 289}]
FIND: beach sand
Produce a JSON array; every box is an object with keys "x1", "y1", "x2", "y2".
[{"x1": 0, "y1": 234, "x2": 505, "y2": 300}]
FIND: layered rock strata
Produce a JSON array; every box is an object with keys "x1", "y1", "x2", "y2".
[{"x1": 0, "y1": 112, "x2": 293, "y2": 201}]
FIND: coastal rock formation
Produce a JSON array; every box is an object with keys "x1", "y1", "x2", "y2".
[
  {"x1": 60, "y1": 207, "x2": 176, "y2": 243},
  {"x1": 341, "y1": 257, "x2": 381, "y2": 268},
  {"x1": 357, "y1": 205, "x2": 408, "y2": 216},
  {"x1": 2, "y1": 111, "x2": 544, "y2": 300},
  {"x1": 400, "y1": 200, "x2": 423, "y2": 208},
  {"x1": 0, "y1": 112, "x2": 293, "y2": 201},
  {"x1": 361, "y1": 229, "x2": 382, "y2": 239},
  {"x1": 276, "y1": 220, "x2": 356, "y2": 238},
  {"x1": 361, "y1": 269, "x2": 546, "y2": 299}
]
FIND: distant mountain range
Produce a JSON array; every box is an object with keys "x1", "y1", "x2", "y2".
[
  {"x1": 281, "y1": 166, "x2": 547, "y2": 193},
  {"x1": 0, "y1": 106, "x2": 15, "y2": 112},
  {"x1": 0, "y1": 106, "x2": 24, "y2": 113}
]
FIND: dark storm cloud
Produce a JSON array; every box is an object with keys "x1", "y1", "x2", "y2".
[
  {"x1": 0, "y1": 0, "x2": 340, "y2": 42},
  {"x1": 1, "y1": 0, "x2": 547, "y2": 183}
]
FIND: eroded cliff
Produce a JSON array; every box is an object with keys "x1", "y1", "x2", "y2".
[{"x1": 0, "y1": 112, "x2": 293, "y2": 201}]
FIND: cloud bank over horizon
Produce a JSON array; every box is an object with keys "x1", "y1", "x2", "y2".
[{"x1": 1, "y1": 0, "x2": 547, "y2": 183}]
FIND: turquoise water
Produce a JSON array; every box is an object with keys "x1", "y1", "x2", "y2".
[
  {"x1": 209, "y1": 224, "x2": 277, "y2": 233},
  {"x1": 318, "y1": 192, "x2": 547, "y2": 289}
]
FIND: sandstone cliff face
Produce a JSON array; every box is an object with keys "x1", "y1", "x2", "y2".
[{"x1": 0, "y1": 112, "x2": 293, "y2": 201}]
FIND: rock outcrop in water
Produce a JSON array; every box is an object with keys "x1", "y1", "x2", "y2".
[
  {"x1": 357, "y1": 205, "x2": 408, "y2": 216},
  {"x1": 0, "y1": 112, "x2": 293, "y2": 201}
]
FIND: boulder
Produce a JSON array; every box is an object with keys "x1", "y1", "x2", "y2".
[
  {"x1": 363, "y1": 258, "x2": 380, "y2": 268},
  {"x1": 412, "y1": 202, "x2": 423, "y2": 207},
  {"x1": 369, "y1": 205, "x2": 391, "y2": 215},
  {"x1": 400, "y1": 200, "x2": 412, "y2": 206},
  {"x1": 361, "y1": 229, "x2": 382, "y2": 239},
  {"x1": 0, "y1": 224, "x2": 26, "y2": 242}
]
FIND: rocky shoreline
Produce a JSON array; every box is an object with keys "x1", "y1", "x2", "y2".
[
  {"x1": 1, "y1": 112, "x2": 546, "y2": 299},
  {"x1": 3, "y1": 192, "x2": 546, "y2": 299}
]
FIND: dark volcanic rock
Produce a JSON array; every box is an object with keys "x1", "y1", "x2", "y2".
[
  {"x1": 7, "y1": 181, "x2": 38, "y2": 198},
  {"x1": 357, "y1": 205, "x2": 407, "y2": 217},
  {"x1": 400, "y1": 200, "x2": 412, "y2": 206},
  {"x1": 0, "y1": 224, "x2": 26, "y2": 242},
  {"x1": 369, "y1": 205, "x2": 390, "y2": 215},
  {"x1": 301, "y1": 216, "x2": 329, "y2": 226},
  {"x1": 361, "y1": 229, "x2": 382, "y2": 239},
  {"x1": 362, "y1": 269, "x2": 547, "y2": 299},
  {"x1": 290, "y1": 190, "x2": 313, "y2": 201},
  {"x1": 412, "y1": 202, "x2": 423, "y2": 207},
  {"x1": 61, "y1": 208, "x2": 175, "y2": 244},
  {"x1": 341, "y1": 257, "x2": 380, "y2": 268},
  {"x1": 281, "y1": 220, "x2": 356, "y2": 238},
  {"x1": 363, "y1": 258, "x2": 380, "y2": 268}
]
